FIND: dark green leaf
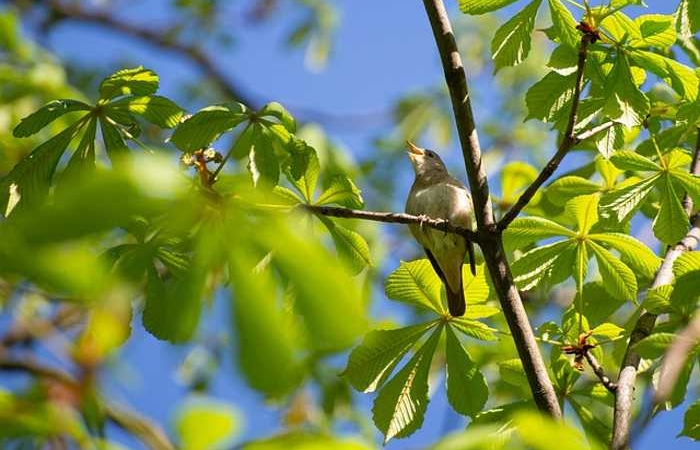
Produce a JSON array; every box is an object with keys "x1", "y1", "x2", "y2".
[
  {"x1": 445, "y1": 325, "x2": 488, "y2": 416},
  {"x1": 13, "y1": 99, "x2": 90, "y2": 137},
  {"x1": 1, "y1": 121, "x2": 82, "y2": 216},
  {"x1": 170, "y1": 103, "x2": 249, "y2": 151},
  {"x1": 315, "y1": 175, "x2": 363, "y2": 208},
  {"x1": 680, "y1": 399, "x2": 700, "y2": 440},
  {"x1": 632, "y1": 332, "x2": 676, "y2": 359},
  {"x1": 343, "y1": 322, "x2": 436, "y2": 393},
  {"x1": 372, "y1": 325, "x2": 442, "y2": 443},
  {"x1": 99, "y1": 120, "x2": 129, "y2": 163}
]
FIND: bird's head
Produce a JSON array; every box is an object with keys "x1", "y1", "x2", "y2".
[{"x1": 406, "y1": 141, "x2": 448, "y2": 179}]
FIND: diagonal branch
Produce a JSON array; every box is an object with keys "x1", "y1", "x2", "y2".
[
  {"x1": 42, "y1": 0, "x2": 388, "y2": 128},
  {"x1": 422, "y1": 0, "x2": 561, "y2": 418},
  {"x1": 498, "y1": 33, "x2": 594, "y2": 231},
  {"x1": 611, "y1": 127, "x2": 700, "y2": 450},
  {"x1": 0, "y1": 354, "x2": 176, "y2": 450},
  {"x1": 583, "y1": 350, "x2": 617, "y2": 393}
]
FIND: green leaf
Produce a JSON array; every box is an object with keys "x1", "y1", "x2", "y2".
[
  {"x1": 445, "y1": 325, "x2": 488, "y2": 417},
  {"x1": 490, "y1": 0, "x2": 542, "y2": 72},
  {"x1": 673, "y1": 171, "x2": 700, "y2": 206},
  {"x1": 512, "y1": 240, "x2": 576, "y2": 290},
  {"x1": 258, "y1": 101, "x2": 296, "y2": 133},
  {"x1": 99, "y1": 120, "x2": 129, "y2": 163},
  {"x1": 504, "y1": 216, "x2": 575, "y2": 249},
  {"x1": 546, "y1": 176, "x2": 601, "y2": 206},
  {"x1": 588, "y1": 232, "x2": 661, "y2": 279},
  {"x1": 248, "y1": 131, "x2": 280, "y2": 188},
  {"x1": 230, "y1": 256, "x2": 304, "y2": 397},
  {"x1": 462, "y1": 264, "x2": 492, "y2": 304},
  {"x1": 452, "y1": 319, "x2": 499, "y2": 341},
  {"x1": 170, "y1": 103, "x2": 249, "y2": 151},
  {"x1": 589, "y1": 241, "x2": 637, "y2": 300},
  {"x1": 654, "y1": 177, "x2": 688, "y2": 244},
  {"x1": 593, "y1": 123, "x2": 625, "y2": 158},
  {"x1": 670, "y1": 252, "x2": 700, "y2": 310},
  {"x1": 632, "y1": 332, "x2": 676, "y2": 359},
  {"x1": 13, "y1": 99, "x2": 91, "y2": 138},
  {"x1": 548, "y1": 0, "x2": 580, "y2": 48},
  {"x1": 110, "y1": 95, "x2": 184, "y2": 128},
  {"x1": 62, "y1": 116, "x2": 98, "y2": 180},
  {"x1": 500, "y1": 161, "x2": 538, "y2": 204},
  {"x1": 343, "y1": 322, "x2": 436, "y2": 393},
  {"x1": 630, "y1": 49, "x2": 699, "y2": 101},
  {"x1": 676, "y1": 0, "x2": 700, "y2": 40},
  {"x1": 174, "y1": 396, "x2": 240, "y2": 450},
  {"x1": 590, "y1": 322, "x2": 625, "y2": 339},
  {"x1": 584, "y1": 281, "x2": 624, "y2": 325},
  {"x1": 1, "y1": 121, "x2": 82, "y2": 216},
  {"x1": 610, "y1": 150, "x2": 661, "y2": 171},
  {"x1": 458, "y1": 0, "x2": 520, "y2": 15},
  {"x1": 603, "y1": 54, "x2": 650, "y2": 128},
  {"x1": 601, "y1": 11, "x2": 642, "y2": 44},
  {"x1": 385, "y1": 259, "x2": 442, "y2": 312},
  {"x1": 599, "y1": 175, "x2": 659, "y2": 222},
  {"x1": 547, "y1": 45, "x2": 578, "y2": 76},
  {"x1": 514, "y1": 411, "x2": 592, "y2": 450},
  {"x1": 258, "y1": 221, "x2": 367, "y2": 351},
  {"x1": 634, "y1": 14, "x2": 676, "y2": 49},
  {"x1": 243, "y1": 433, "x2": 372, "y2": 450},
  {"x1": 567, "y1": 398, "x2": 611, "y2": 445},
  {"x1": 315, "y1": 175, "x2": 363, "y2": 208},
  {"x1": 143, "y1": 264, "x2": 204, "y2": 343},
  {"x1": 680, "y1": 399, "x2": 700, "y2": 440},
  {"x1": 567, "y1": 194, "x2": 599, "y2": 233},
  {"x1": 525, "y1": 71, "x2": 576, "y2": 122},
  {"x1": 319, "y1": 217, "x2": 372, "y2": 274},
  {"x1": 498, "y1": 359, "x2": 528, "y2": 388},
  {"x1": 372, "y1": 325, "x2": 442, "y2": 443},
  {"x1": 643, "y1": 284, "x2": 674, "y2": 314},
  {"x1": 285, "y1": 138, "x2": 320, "y2": 201},
  {"x1": 99, "y1": 66, "x2": 159, "y2": 100}
]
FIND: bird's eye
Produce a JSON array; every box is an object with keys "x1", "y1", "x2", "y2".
[{"x1": 427, "y1": 151, "x2": 435, "y2": 158}]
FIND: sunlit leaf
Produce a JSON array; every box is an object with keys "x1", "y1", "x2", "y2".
[
  {"x1": 385, "y1": 259, "x2": 442, "y2": 312},
  {"x1": 315, "y1": 175, "x2": 363, "y2": 208},
  {"x1": 343, "y1": 321, "x2": 437, "y2": 393},
  {"x1": 175, "y1": 396, "x2": 240, "y2": 450},
  {"x1": 589, "y1": 241, "x2": 637, "y2": 300},
  {"x1": 491, "y1": 0, "x2": 542, "y2": 72},
  {"x1": 372, "y1": 325, "x2": 442, "y2": 443},
  {"x1": 99, "y1": 66, "x2": 159, "y2": 100},
  {"x1": 111, "y1": 95, "x2": 184, "y2": 128},
  {"x1": 459, "y1": 0, "x2": 520, "y2": 15},
  {"x1": 170, "y1": 103, "x2": 249, "y2": 151}
]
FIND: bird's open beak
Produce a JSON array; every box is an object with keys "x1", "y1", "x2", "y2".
[{"x1": 406, "y1": 141, "x2": 425, "y2": 162}]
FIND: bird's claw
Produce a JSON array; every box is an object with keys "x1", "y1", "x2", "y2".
[{"x1": 416, "y1": 214, "x2": 431, "y2": 232}]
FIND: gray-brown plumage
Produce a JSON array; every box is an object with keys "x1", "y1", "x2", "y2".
[{"x1": 405, "y1": 141, "x2": 475, "y2": 317}]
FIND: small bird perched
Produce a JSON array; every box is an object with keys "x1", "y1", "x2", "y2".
[{"x1": 405, "y1": 141, "x2": 475, "y2": 317}]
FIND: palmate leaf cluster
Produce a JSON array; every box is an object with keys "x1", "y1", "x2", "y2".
[{"x1": 1, "y1": 0, "x2": 700, "y2": 448}]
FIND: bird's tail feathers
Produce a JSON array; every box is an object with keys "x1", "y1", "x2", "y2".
[{"x1": 446, "y1": 283, "x2": 466, "y2": 317}]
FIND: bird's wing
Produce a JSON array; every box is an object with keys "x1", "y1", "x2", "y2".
[{"x1": 424, "y1": 247, "x2": 448, "y2": 287}]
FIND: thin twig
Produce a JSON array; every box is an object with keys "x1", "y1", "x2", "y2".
[
  {"x1": 300, "y1": 204, "x2": 479, "y2": 241},
  {"x1": 611, "y1": 127, "x2": 700, "y2": 450},
  {"x1": 0, "y1": 355, "x2": 176, "y2": 450},
  {"x1": 583, "y1": 351, "x2": 617, "y2": 393},
  {"x1": 422, "y1": 0, "x2": 561, "y2": 418},
  {"x1": 498, "y1": 34, "x2": 593, "y2": 231},
  {"x1": 575, "y1": 120, "x2": 615, "y2": 141}
]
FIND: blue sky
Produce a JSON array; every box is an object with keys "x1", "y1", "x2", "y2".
[{"x1": 7, "y1": 0, "x2": 698, "y2": 448}]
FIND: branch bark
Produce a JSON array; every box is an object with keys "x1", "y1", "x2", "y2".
[
  {"x1": 611, "y1": 127, "x2": 700, "y2": 450},
  {"x1": 498, "y1": 34, "x2": 593, "y2": 231},
  {"x1": 300, "y1": 204, "x2": 478, "y2": 241},
  {"x1": 422, "y1": 0, "x2": 561, "y2": 418},
  {"x1": 0, "y1": 354, "x2": 176, "y2": 450}
]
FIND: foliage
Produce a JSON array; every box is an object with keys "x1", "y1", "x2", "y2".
[{"x1": 0, "y1": 0, "x2": 699, "y2": 449}]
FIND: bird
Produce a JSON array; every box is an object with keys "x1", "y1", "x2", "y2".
[{"x1": 405, "y1": 141, "x2": 475, "y2": 317}]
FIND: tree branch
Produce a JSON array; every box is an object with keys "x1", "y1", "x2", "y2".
[
  {"x1": 611, "y1": 127, "x2": 700, "y2": 450},
  {"x1": 0, "y1": 355, "x2": 176, "y2": 450},
  {"x1": 300, "y1": 204, "x2": 479, "y2": 241},
  {"x1": 422, "y1": 0, "x2": 561, "y2": 418},
  {"x1": 498, "y1": 33, "x2": 593, "y2": 231},
  {"x1": 42, "y1": 0, "x2": 388, "y2": 128},
  {"x1": 583, "y1": 350, "x2": 617, "y2": 393}
]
